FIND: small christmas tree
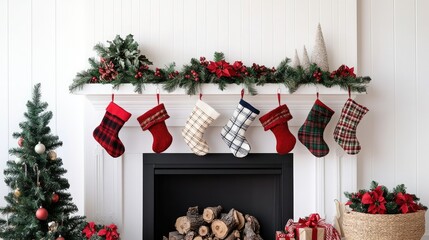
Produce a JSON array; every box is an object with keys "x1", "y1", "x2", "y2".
[{"x1": 0, "y1": 84, "x2": 85, "y2": 239}]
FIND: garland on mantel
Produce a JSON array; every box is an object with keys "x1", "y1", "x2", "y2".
[{"x1": 69, "y1": 34, "x2": 371, "y2": 95}]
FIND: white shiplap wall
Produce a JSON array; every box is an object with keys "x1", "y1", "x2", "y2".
[
  {"x1": 357, "y1": 0, "x2": 429, "y2": 237},
  {"x1": 1, "y1": 0, "x2": 429, "y2": 238},
  {"x1": 0, "y1": 0, "x2": 88, "y2": 216}
]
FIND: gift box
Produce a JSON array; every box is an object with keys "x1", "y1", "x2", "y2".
[
  {"x1": 284, "y1": 213, "x2": 341, "y2": 240},
  {"x1": 276, "y1": 231, "x2": 295, "y2": 240},
  {"x1": 295, "y1": 227, "x2": 324, "y2": 240}
]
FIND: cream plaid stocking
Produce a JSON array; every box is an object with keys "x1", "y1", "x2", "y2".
[{"x1": 182, "y1": 100, "x2": 220, "y2": 156}]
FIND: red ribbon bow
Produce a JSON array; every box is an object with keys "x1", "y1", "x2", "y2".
[{"x1": 298, "y1": 213, "x2": 321, "y2": 228}]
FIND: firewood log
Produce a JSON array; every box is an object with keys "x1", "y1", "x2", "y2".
[
  {"x1": 199, "y1": 225, "x2": 210, "y2": 236},
  {"x1": 243, "y1": 214, "x2": 262, "y2": 240},
  {"x1": 244, "y1": 214, "x2": 260, "y2": 234},
  {"x1": 224, "y1": 230, "x2": 240, "y2": 240},
  {"x1": 211, "y1": 209, "x2": 238, "y2": 239},
  {"x1": 233, "y1": 210, "x2": 245, "y2": 230},
  {"x1": 185, "y1": 231, "x2": 196, "y2": 240},
  {"x1": 187, "y1": 206, "x2": 200, "y2": 216},
  {"x1": 169, "y1": 231, "x2": 185, "y2": 240},
  {"x1": 176, "y1": 207, "x2": 205, "y2": 234},
  {"x1": 203, "y1": 205, "x2": 223, "y2": 223}
]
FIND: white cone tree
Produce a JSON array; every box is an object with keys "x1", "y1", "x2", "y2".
[
  {"x1": 311, "y1": 23, "x2": 329, "y2": 71},
  {"x1": 291, "y1": 49, "x2": 301, "y2": 68},
  {"x1": 301, "y1": 46, "x2": 311, "y2": 71}
]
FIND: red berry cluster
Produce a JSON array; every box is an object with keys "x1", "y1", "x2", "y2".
[
  {"x1": 134, "y1": 64, "x2": 150, "y2": 79},
  {"x1": 199, "y1": 57, "x2": 209, "y2": 67},
  {"x1": 168, "y1": 71, "x2": 179, "y2": 79},
  {"x1": 313, "y1": 70, "x2": 322, "y2": 82},
  {"x1": 90, "y1": 76, "x2": 99, "y2": 83},
  {"x1": 251, "y1": 63, "x2": 274, "y2": 77},
  {"x1": 190, "y1": 70, "x2": 199, "y2": 81},
  {"x1": 154, "y1": 68, "x2": 162, "y2": 77}
]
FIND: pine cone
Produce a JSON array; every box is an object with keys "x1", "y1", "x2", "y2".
[{"x1": 99, "y1": 61, "x2": 118, "y2": 81}]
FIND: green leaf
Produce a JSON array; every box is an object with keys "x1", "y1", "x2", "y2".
[{"x1": 213, "y1": 52, "x2": 225, "y2": 62}]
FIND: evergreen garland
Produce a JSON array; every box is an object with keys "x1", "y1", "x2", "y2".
[{"x1": 69, "y1": 34, "x2": 371, "y2": 95}]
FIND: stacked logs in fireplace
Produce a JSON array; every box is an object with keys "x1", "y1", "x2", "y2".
[{"x1": 164, "y1": 206, "x2": 263, "y2": 240}]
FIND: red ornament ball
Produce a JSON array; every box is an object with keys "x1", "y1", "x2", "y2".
[
  {"x1": 52, "y1": 193, "x2": 59, "y2": 203},
  {"x1": 36, "y1": 207, "x2": 48, "y2": 220},
  {"x1": 18, "y1": 137, "x2": 24, "y2": 147},
  {"x1": 56, "y1": 235, "x2": 65, "y2": 240}
]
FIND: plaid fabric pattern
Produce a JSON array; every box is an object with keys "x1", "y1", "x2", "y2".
[
  {"x1": 221, "y1": 99, "x2": 260, "y2": 158},
  {"x1": 93, "y1": 102, "x2": 131, "y2": 158},
  {"x1": 298, "y1": 99, "x2": 334, "y2": 157},
  {"x1": 334, "y1": 98, "x2": 369, "y2": 155},
  {"x1": 259, "y1": 104, "x2": 296, "y2": 154},
  {"x1": 137, "y1": 103, "x2": 172, "y2": 153},
  {"x1": 182, "y1": 100, "x2": 220, "y2": 156}
]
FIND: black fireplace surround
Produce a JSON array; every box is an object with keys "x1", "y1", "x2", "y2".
[{"x1": 143, "y1": 153, "x2": 293, "y2": 239}]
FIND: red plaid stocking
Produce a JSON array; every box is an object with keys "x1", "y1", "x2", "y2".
[
  {"x1": 93, "y1": 102, "x2": 131, "y2": 158},
  {"x1": 259, "y1": 104, "x2": 296, "y2": 154},
  {"x1": 334, "y1": 98, "x2": 368, "y2": 155},
  {"x1": 298, "y1": 99, "x2": 334, "y2": 157},
  {"x1": 137, "y1": 103, "x2": 172, "y2": 153}
]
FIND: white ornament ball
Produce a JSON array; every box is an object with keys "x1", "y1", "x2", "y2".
[
  {"x1": 48, "y1": 151, "x2": 57, "y2": 161},
  {"x1": 35, "y1": 142, "x2": 46, "y2": 154},
  {"x1": 14, "y1": 157, "x2": 22, "y2": 164},
  {"x1": 14, "y1": 188, "x2": 21, "y2": 198}
]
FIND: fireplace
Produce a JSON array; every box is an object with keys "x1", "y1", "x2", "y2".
[{"x1": 143, "y1": 153, "x2": 293, "y2": 239}]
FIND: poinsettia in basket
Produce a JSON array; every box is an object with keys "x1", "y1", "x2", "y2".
[
  {"x1": 343, "y1": 181, "x2": 427, "y2": 240},
  {"x1": 82, "y1": 221, "x2": 120, "y2": 240}
]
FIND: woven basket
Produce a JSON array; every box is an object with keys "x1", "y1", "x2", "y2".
[{"x1": 343, "y1": 210, "x2": 426, "y2": 240}]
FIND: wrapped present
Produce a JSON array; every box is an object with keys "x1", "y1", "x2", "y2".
[
  {"x1": 276, "y1": 231, "x2": 295, "y2": 240},
  {"x1": 285, "y1": 213, "x2": 341, "y2": 240},
  {"x1": 295, "y1": 226, "x2": 324, "y2": 240}
]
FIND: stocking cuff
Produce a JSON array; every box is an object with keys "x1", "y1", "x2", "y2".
[
  {"x1": 346, "y1": 98, "x2": 369, "y2": 120},
  {"x1": 314, "y1": 99, "x2": 335, "y2": 116},
  {"x1": 137, "y1": 103, "x2": 170, "y2": 130},
  {"x1": 106, "y1": 102, "x2": 132, "y2": 122},
  {"x1": 196, "y1": 99, "x2": 220, "y2": 120},
  {"x1": 259, "y1": 104, "x2": 293, "y2": 131},
  {"x1": 239, "y1": 99, "x2": 260, "y2": 114}
]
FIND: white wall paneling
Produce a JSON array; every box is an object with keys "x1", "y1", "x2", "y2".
[
  {"x1": 3, "y1": 0, "x2": 429, "y2": 238},
  {"x1": 357, "y1": 0, "x2": 429, "y2": 237}
]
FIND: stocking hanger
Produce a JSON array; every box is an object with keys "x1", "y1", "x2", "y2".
[
  {"x1": 316, "y1": 85, "x2": 320, "y2": 99},
  {"x1": 156, "y1": 87, "x2": 160, "y2": 105}
]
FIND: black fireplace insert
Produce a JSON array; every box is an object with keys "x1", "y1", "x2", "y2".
[{"x1": 143, "y1": 153, "x2": 293, "y2": 239}]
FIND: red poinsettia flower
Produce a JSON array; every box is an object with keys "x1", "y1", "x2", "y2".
[
  {"x1": 98, "y1": 224, "x2": 120, "y2": 240},
  {"x1": 82, "y1": 221, "x2": 97, "y2": 239},
  {"x1": 395, "y1": 192, "x2": 420, "y2": 214},
  {"x1": 207, "y1": 60, "x2": 236, "y2": 78},
  {"x1": 331, "y1": 65, "x2": 356, "y2": 78},
  {"x1": 361, "y1": 186, "x2": 387, "y2": 214}
]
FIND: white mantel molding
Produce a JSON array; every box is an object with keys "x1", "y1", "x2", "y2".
[
  {"x1": 77, "y1": 83, "x2": 360, "y2": 229},
  {"x1": 75, "y1": 83, "x2": 362, "y2": 128}
]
